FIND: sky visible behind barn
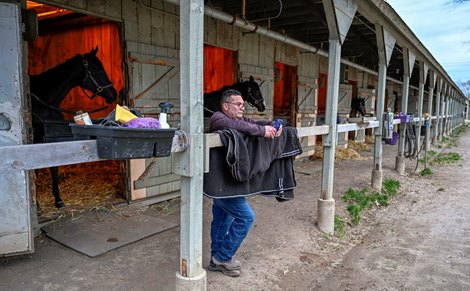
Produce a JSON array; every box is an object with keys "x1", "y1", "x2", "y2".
[{"x1": 386, "y1": 0, "x2": 470, "y2": 84}]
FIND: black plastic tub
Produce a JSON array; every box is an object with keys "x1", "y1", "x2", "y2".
[{"x1": 69, "y1": 124, "x2": 176, "y2": 159}]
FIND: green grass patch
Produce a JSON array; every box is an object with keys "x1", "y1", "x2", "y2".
[
  {"x1": 452, "y1": 126, "x2": 466, "y2": 136},
  {"x1": 434, "y1": 152, "x2": 460, "y2": 164},
  {"x1": 420, "y1": 168, "x2": 433, "y2": 176},
  {"x1": 428, "y1": 150, "x2": 438, "y2": 158},
  {"x1": 341, "y1": 181, "x2": 398, "y2": 226},
  {"x1": 334, "y1": 215, "x2": 345, "y2": 238},
  {"x1": 383, "y1": 179, "x2": 400, "y2": 197}
]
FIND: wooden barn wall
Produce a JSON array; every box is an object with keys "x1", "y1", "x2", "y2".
[
  {"x1": 204, "y1": 17, "x2": 276, "y2": 119},
  {"x1": 126, "y1": 40, "x2": 180, "y2": 201}
]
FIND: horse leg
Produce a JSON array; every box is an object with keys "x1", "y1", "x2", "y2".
[{"x1": 50, "y1": 166, "x2": 65, "y2": 208}]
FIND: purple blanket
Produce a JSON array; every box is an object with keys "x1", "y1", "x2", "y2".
[{"x1": 124, "y1": 117, "x2": 161, "y2": 129}]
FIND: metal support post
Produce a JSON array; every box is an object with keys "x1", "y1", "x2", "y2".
[{"x1": 175, "y1": 1, "x2": 207, "y2": 290}]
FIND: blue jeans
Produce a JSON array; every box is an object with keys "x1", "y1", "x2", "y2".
[{"x1": 210, "y1": 197, "x2": 255, "y2": 262}]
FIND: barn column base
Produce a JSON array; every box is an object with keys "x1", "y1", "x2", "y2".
[
  {"x1": 371, "y1": 169, "x2": 383, "y2": 191},
  {"x1": 175, "y1": 269, "x2": 206, "y2": 291},
  {"x1": 317, "y1": 198, "x2": 335, "y2": 235},
  {"x1": 395, "y1": 156, "x2": 406, "y2": 175}
]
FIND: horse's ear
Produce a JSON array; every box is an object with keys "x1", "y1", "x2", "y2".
[
  {"x1": 90, "y1": 46, "x2": 98, "y2": 56},
  {"x1": 249, "y1": 75, "x2": 254, "y2": 82}
]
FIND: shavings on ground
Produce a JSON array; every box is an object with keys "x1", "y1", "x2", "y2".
[
  {"x1": 35, "y1": 161, "x2": 124, "y2": 220},
  {"x1": 149, "y1": 198, "x2": 180, "y2": 216}
]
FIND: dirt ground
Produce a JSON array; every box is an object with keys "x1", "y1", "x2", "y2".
[{"x1": 1, "y1": 126, "x2": 469, "y2": 291}]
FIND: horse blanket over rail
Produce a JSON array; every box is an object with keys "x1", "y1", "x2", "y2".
[{"x1": 203, "y1": 127, "x2": 302, "y2": 200}]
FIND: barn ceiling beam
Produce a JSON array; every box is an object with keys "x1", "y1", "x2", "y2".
[{"x1": 172, "y1": 0, "x2": 413, "y2": 87}]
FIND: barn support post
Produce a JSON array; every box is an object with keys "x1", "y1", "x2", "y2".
[
  {"x1": 465, "y1": 100, "x2": 468, "y2": 122},
  {"x1": 453, "y1": 94, "x2": 458, "y2": 130},
  {"x1": 453, "y1": 94, "x2": 457, "y2": 131},
  {"x1": 433, "y1": 77, "x2": 442, "y2": 144},
  {"x1": 441, "y1": 86, "x2": 446, "y2": 138},
  {"x1": 174, "y1": 0, "x2": 207, "y2": 290},
  {"x1": 445, "y1": 90, "x2": 451, "y2": 136},
  {"x1": 450, "y1": 92, "x2": 455, "y2": 133},
  {"x1": 454, "y1": 95, "x2": 458, "y2": 127},
  {"x1": 414, "y1": 61, "x2": 428, "y2": 154},
  {"x1": 448, "y1": 94, "x2": 453, "y2": 134},
  {"x1": 371, "y1": 24, "x2": 395, "y2": 190},
  {"x1": 446, "y1": 91, "x2": 451, "y2": 135},
  {"x1": 439, "y1": 84, "x2": 448, "y2": 141},
  {"x1": 425, "y1": 70, "x2": 436, "y2": 157},
  {"x1": 317, "y1": 0, "x2": 357, "y2": 234},
  {"x1": 395, "y1": 48, "x2": 415, "y2": 175},
  {"x1": 451, "y1": 91, "x2": 455, "y2": 132},
  {"x1": 317, "y1": 37, "x2": 340, "y2": 234},
  {"x1": 446, "y1": 88, "x2": 451, "y2": 134}
]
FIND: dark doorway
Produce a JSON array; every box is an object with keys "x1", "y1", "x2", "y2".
[{"x1": 274, "y1": 62, "x2": 297, "y2": 126}]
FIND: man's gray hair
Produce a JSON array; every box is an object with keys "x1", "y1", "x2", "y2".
[{"x1": 221, "y1": 89, "x2": 242, "y2": 104}]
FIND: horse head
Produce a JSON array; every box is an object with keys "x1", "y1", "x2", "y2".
[
  {"x1": 81, "y1": 47, "x2": 117, "y2": 104},
  {"x1": 243, "y1": 75, "x2": 266, "y2": 112},
  {"x1": 351, "y1": 97, "x2": 367, "y2": 117}
]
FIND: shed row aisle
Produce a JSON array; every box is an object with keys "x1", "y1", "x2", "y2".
[{"x1": 0, "y1": 117, "x2": 468, "y2": 290}]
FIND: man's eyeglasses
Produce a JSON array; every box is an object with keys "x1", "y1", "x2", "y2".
[{"x1": 225, "y1": 102, "x2": 246, "y2": 108}]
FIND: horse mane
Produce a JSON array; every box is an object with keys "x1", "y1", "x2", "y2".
[
  {"x1": 30, "y1": 54, "x2": 82, "y2": 85},
  {"x1": 208, "y1": 80, "x2": 246, "y2": 95}
]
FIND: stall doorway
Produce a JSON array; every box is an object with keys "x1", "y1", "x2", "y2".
[
  {"x1": 204, "y1": 45, "x2": 238, "y2": 93},
  {"x1": 27, "y1": 1, "x2": 126, "y2": 219},
  {"x1": 273, "y1": 62, "x2": 297, "y2": 126}
]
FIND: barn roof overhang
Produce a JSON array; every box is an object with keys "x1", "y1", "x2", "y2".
[
  {"x1": 28, "y1": 0, "x2": 465, "y2": 98},
  {"x1": 202, "y1": 0, "x2": 464, "y2": 97}
]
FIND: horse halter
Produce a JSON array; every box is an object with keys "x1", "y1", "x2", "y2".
[
  {"x1": 245, "y1": 85, "x2": 264, "y2": 106},
  {"x1": 81, "y1": 59, "x2": 114, "y2": 99}
]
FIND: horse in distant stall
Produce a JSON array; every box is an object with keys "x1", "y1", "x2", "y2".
[
  {"x1": 30, "y1": 47, "x2": 118, "y2": 208},
  {"x1": 350, "y1": 97, "x2": 367, "y2": 117},
  {"x1": 204, "y1": 75, "x2": 266, "y2": 117}
]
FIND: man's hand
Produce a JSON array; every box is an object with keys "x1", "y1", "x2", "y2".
[
  {"x1": 275, "y1": 125, "x2": 283, "y2": 137},
  {"x1": 264, "y1": 125, "x2": 277, "y2": 139}
]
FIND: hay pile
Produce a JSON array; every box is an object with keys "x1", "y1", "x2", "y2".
[
  {"x1": 35, "y1": 161, "x2": 124, "y2": 220},
  {"x1": 365, "y1": 135, "x2": 375, "y2": 144},
  {"x1": 348, "y1": 140, "x2": 370, "y2": 151},
  {"x1": 312, "y1": 141, "x2": 369, "y2": 161}
]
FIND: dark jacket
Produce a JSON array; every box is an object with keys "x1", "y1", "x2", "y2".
[{"x1": 203, "y1": 127, "x2": 302, "y2": 200}]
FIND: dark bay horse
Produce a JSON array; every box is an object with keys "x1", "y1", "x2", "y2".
[
  {"x1": 350, "y1": 97, "x2": 367, "y2": 117},
  {"x1": 204, "y1": 75, "x2": 265, "y2": 117},
  {"x1": 30, "y1": 47, "x2": 117, "y2": 208}
]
